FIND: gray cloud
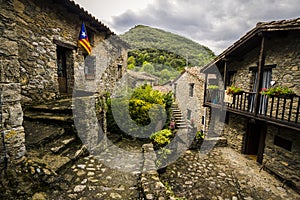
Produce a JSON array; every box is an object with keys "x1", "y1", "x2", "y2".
[{"x1": 110, "y1": 0, "x2": 300, "y2": 54}]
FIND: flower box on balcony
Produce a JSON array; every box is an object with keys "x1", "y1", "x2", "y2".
[
  {"x1": 260, "y1": 86, "x2": 296, "y2": 98},
  {"x1": 226, "y1": 85, "x2": 244, "y2": 97}
]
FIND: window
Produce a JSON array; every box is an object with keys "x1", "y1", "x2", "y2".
[
  {"x1": 274, "y1": 135, "x2": 292, "y2": 151},
  {"x1": 84, "y1": 56, "x2": 96, "y2": 80},
  {"x1": 226, "y1": 71, "x2": 236, "y2": 86},
  {"x1": 249, "y1": 68, "x2": 272, "y2": 113},
  {"x1": 174, "y1": 83, "x2": 177, "y2": 98},
  {"x1": 187, "y1": 109, "x2": 192, "y2": 120},
  {"x1": 189, "y1": 83, "x2": 194, "y2": 97},
  {"x1": 117, "y1": 64, "x2": 122, "y2": 79},
  {"x1": 86, "y1": 27, "x2": 94, "y2": 46}
]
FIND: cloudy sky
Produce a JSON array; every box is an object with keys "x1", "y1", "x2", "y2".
[{"x1": 74, "y1": 0, "x2": 300, "y2": 55}]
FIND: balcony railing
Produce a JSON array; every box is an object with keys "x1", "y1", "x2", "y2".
[{"x1": 205, "y1": 89, "x2": 300, "y2": 128}]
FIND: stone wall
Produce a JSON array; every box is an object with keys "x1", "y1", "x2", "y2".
[
  {"x1": 5, "y1": 0, "x2": 127, "y2": 105},
  {"x1": 221, "y1": 113, "x2": 246, "y2": 152},
  {"x1": 219, "y1": 30, "x2": 300, "y2": 190},
  {"x1": 0, "y1": 0, "x2": 26, "y2": 168},
  {"x1": 141, "y1": 143, "x2": 171, "y2": 200},
  {"x1": 227, "y1": 31, "x2": 300, "y2": 95},
  {"x1": 263, "y1": 126, "x2": 300, "y2": 190},
  {"x1": 0, "y1": 0, "x2": 127, "y2": 170},
  {"x1": 173, "y1": 68, "x2": 206, "y2": 131}
]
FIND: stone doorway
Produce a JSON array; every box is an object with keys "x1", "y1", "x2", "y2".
[
  {"x1": 56, "y1": 45, "x2": 74, "y2": 94},
  {"x1": 243, "y1": 120, "x2": 266, "y2": 164}
]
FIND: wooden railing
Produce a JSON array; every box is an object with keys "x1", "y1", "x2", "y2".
[{"x1": 205, "y1": 89, "x2": 300, "y2": 128}]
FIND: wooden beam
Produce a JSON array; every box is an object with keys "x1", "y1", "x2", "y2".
[
  {"x1": 223, "y1": 60, "x2": 227, "y2": 90},
  {"x1": 203, "y1": 73, "x2": 208, "y2": 105},
  {"x1": 53, "y1": 39, "x2": 77, "y2": 50},
  {"x1": 253, "y1": 34, "x2": 266, "y2": 116}
]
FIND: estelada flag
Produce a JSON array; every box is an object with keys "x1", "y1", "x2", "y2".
[{"x1": 78, "y1": 22, "x2": 92, "y2": 54}]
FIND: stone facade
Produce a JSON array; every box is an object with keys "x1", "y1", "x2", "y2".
[
  {"x1": 171, "y1": 67, "x2": 206, "y2": 131},
  {"x1": 0, "y1": 0, "x2": 127, "y2": 169},
  {"x1": 125, "y1": 70, "x2": 159, "y2": 88},
  {"x1": 2, "y1": 0, "x2": 127, "y2": 105},
  {"x1": 202, "y1": 19, "x2": 300, "y2": 191},
  {"x1": 264, "y1": 126, "x2": 300, "y2": 190},
  {"x1": 0, "y1": 1, "x2": 26, "y2": 168}
]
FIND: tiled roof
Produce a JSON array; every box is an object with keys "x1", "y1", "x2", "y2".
[
  {"x1": 127, "y1": 71, "x2": 159, "y2": 81},
  {"x1": 153, "y1": 85, "x2": 172, "y2": 93},
  {"x1": 61, "y1": 0, "x2": 114, "y2": 34},
  {"x1": 201, "y1": 18, "x2": 300, "y2": 72},
  {"x1": 256, "y1": 18, "x2": 300, "y2": 28}
]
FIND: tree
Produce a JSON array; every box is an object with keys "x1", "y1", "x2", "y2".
[
  {"x1": 141, "y1": 61, "x2": 155, "y2": 74},
  {"x1": 127, "y1": 56, "x2": 136, "y2": 65}
]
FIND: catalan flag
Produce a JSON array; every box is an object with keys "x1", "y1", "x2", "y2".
[{"x1": 78, "y1": 22, "x2": 92, "y2": 54}]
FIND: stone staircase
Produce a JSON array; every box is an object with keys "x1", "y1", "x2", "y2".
[
  {"x1": 171, "y1": 102, "x2": 187, "y2": 129},
  {"x1": 23, "y1": 98, "x2": 88, "y2": 173}
]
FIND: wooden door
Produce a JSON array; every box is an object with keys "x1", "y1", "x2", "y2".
[
  {"x1": 243, "y1": 120, "x2": 266, "y2": 164},
  {"x1": 57, "y1": 47, "x2": 67, "y2": 93}
]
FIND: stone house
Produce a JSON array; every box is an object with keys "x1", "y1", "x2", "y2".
[
  {"x1": 126, "y1": 70, "x2": 159, "y2": 88},
  {"x1": 201, "y1": 18, "x2": 300, "y2": 191},
  {"x1": 0, "y1": 0, "x2": 127, "y2": 168},
  {"x1": 171, "y1": 67, "x2": 207, "y2": 131}
]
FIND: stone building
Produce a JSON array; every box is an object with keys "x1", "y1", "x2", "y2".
[
  {"x1": 201, "y1": 18, "x2": 300, "y2": 191},
  {"x1": 0, "y1": 0, "x2": 127, "y2": 168},
  {"x1": 126, "y1": 70, "x2": 159, "y2": 88},
  {"x1": 171, "y1": 67, "x2": 207, "y2": 131}
]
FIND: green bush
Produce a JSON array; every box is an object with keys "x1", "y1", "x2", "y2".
[
  {"x1": 150, "y1": 129, "x2": 173, "y2": 148},
  {"x1": 106, "y1": 85, "x2": 174, "y2": 137}
]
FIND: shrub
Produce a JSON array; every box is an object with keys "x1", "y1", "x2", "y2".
[{"x1": 150, "y1": 129, "x2": 173, "y2": 148}]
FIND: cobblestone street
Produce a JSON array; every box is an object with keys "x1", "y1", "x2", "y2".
[
  {"x1": 160, "y1": 147, "x2": 300, "y2": 200},
  {"x1": 34, "y1": 143, "x2": 300, "y2": 200}
]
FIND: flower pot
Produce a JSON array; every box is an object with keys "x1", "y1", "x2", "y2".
[{"x1": 278, "y1": 94, "x2": 296, "y2": 99}]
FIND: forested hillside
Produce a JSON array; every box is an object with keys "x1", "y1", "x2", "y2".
[{"x1": 120, "y1": 25, "x2": 216, "y2": 84}]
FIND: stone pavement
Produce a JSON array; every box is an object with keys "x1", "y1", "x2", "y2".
[
  {"x1": 36, "y1": 145, "x2": 300, "y2": 200},
  {"x1": 160, "y1": 147, "x2": 300, "y2": 200},
  {"x1": 41, "y1": 137, "x2": 145, "y2": 200}
]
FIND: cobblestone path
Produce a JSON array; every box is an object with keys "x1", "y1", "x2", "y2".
[
  {"x1": 46, "y1": 137, "x2": 145, "y2": 200},
  {"x1": 38, "y1": 141, "x2": 300, "y2": 200},
  {"x1": 160, "y1": 147, "x2": 300, "y2": 200}
]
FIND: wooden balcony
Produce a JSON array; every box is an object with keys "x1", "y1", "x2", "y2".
[{"x1": 204, "y1": 89, "x2": 300, "y2": 131}]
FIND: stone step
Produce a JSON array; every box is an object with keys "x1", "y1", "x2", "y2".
[
  {"x1": 28, "y1": 143, "x2": 88, "y2": 172},
  {"x1": 26, "y1": 98, "x2": 73, "y2": 114},
  {"x1": 24, "y1": 120, "x2": 67, "y2": 149},
  {"x1": 24, "y1": 111, "x2": 73, "y2": 124},
  {"x1": 174, "y1": 117, "x2": 184, "y2": 121},
  {"x1": 48, "y1": 135, "x2": 77, "y2": 154},
  {"x1": 171, "y1": 110, "x2": 181, "y2": 113},
  {"x1": 172, "y1": 112, "x2": 183, "y2": 116}
]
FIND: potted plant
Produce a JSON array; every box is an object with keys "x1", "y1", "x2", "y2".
[
  {"x1": 260, "y1": 86, "x2": 296, "y2": 98},
  {"x1": 208, "y1": 85, "x2": 220, "y2": 103},
  {"x1": 226, "y1": 85, "x2": 244, "y2": 96},
  {"x1": 208, "y1": 85, "x2": 219, "y2": 90}
]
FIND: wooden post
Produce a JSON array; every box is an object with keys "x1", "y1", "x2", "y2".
[
  {"x1": 223, "y1": 59, "x2": 227, "y2": 90},
  {"x1": 203, "y1": 73, "x2": 208, "y2": 105},
  {"x1": 254, "y1": 33, "x2": 266, "y2": 116}
]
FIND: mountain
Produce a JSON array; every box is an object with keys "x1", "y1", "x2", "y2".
[{"x1": 119, "y1": 25, "x2": 215, "y2": 67}]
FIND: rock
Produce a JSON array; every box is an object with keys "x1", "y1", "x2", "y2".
[
  {"x1": 32, "y1": 192, "x2": 47, "y2": 200},
  {"x1": 109, "y1": 192, "x2": 122, "y2": 199},
  {"x1": 73, "y1": 185, "x2": 86, "y2": 192}
]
